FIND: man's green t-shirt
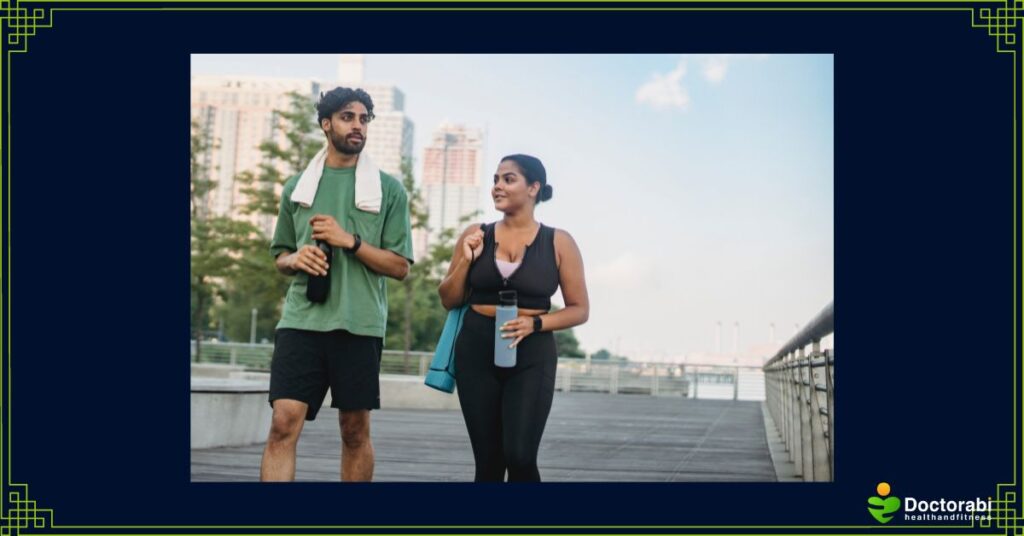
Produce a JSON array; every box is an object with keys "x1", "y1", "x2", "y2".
[{"x1": 270, "y1": 165, "x2": 414, "y2": 338}]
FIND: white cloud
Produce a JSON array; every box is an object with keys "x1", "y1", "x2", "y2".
[
  {"x1": 635, "y1": 54, "x2": 769, "y2": 111},
  {"x1": 635, "y1": 59, "x2": 690, "y2": 111},
  {"x1": 700, "y1": 53, "x2": 770, "y2": 84},
  {"x1": 702, "y1": 56, "x2": 729, "y2": 84}
]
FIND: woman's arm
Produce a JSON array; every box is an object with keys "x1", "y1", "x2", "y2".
[
  {"x1": 438, "y1": 224, "x2": 484, "y2": 310},
  {"x1": 540, "y1": 229, "x2": 589, "y2": 330},
  {"x1": 503, "y1": 229, "x2": 589, "y2": 347}
]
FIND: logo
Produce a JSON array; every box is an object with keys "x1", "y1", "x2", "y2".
[
  {"x1": 867, "y1": 482, "x2": 901, "y2": 524},
  {"x1": 866, "y1": 482, "x2": 992, "y2": 524}
]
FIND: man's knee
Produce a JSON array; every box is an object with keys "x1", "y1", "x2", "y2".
[
  {"x1": 340, "y1": 410, "x2": 370, "y2": 449},
  {"x1": 268, "y1": 401, "x2": 306, "y2": 444}
]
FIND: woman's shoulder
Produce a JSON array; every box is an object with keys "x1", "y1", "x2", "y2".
[
  {"x1": 549, "y1": 226, "x2": 579, "y2": 250},
  {"x1": 545, "y1": 224, "x2": 573, "y2": 240}
]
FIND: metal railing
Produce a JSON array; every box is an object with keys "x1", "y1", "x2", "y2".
[
  {"x1": 191, "y1": 341, "x2": 767, "y2": 400},
  {"x1": 556, "y1": 360, "x2": 690, "y2": 397},
  {"x1": 762, "y1": 301, "x2": 834, "y2": 482},
  {"x1": 191, "y1": 341, "x2": 435, "y2": 375}
]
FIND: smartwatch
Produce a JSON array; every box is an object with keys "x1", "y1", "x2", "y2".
[
  {"x1": 345, "y1": 233, "x2": 362, "y2": 254},
  {"x1": 533, "y1": 315, "x2": 543, "y2": 333}
]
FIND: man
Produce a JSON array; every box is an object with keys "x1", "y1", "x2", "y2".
[{"x1": 259, "y1": 87, "x2": 413, "y2": 482}]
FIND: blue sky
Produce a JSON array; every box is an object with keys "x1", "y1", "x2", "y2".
[{"x1": 191, "y1": 54, "x2": 834, "y2": 361}]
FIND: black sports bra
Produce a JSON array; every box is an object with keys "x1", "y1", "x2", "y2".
[{"x1": 467, "y1": 222, "x2": 559, "y2": 310}]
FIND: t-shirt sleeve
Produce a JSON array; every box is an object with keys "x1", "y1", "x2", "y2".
[
  {"x1": 269, "y1": 180, "x2": 298, "y2": 259},
  {"x1": 381, "y1": 184, "x2": 415, "y2": 264}
]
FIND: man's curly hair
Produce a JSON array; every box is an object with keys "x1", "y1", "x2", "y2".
[{"x1": 316, "y1": 87, "x2": 375, "y2": 123}]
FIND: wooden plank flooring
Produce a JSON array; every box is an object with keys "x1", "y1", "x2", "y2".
[{"x1": 191, "y1": 392, "x2": 776, "y2": 482}]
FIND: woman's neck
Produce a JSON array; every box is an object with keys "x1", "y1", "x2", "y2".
[{"x1": 501, "y1": 210, "x2": 536, "y2": 230}]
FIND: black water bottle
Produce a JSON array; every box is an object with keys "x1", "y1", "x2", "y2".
[{"x1": 306, "y1": 240, "x2": 332, "y2": 304}]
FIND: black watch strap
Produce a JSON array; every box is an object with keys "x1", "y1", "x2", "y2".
[
  {"x1": 533, "y1": 315, "x2": 543, "y2": 333},
  {"x1": 345, "y1": 233, "x2": 362, "y2": 254}
]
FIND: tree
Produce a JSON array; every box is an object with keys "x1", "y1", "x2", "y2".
[
  {"x1": 190, "y1": 119, "x2": 263, "y2": 359},
  {"x1": 213, "y1": 91, "x2": 323, "y2": 343},
  {"x1": 190, "y1": 118, "x2": 217, "y2": 362},
  {"x1": 543, "y1": 305, "x2": 584, "y2": 357},
  {"x1": 215, "y1": 237, "x2": 289, "y2": 343},
  {"x1": 190, "y1": 118, "x2": 216, "y2": 222},
  {"x1": 235, "y1": 91, "x2": 323, "y2": 219},
  {"x1": 384, "y1": 209, "x2": 478, "y2": 356},
  {"x1": 398, "y1": 157, "x2": 429, "y2": 361},
  {"x1": 590, "y1": 348, "x2": 628, "y2": 363},
  {"x1": 554, "y1": 329, "x2": 585, "y2": 358}
]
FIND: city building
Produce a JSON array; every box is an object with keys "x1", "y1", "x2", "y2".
[
  {"x1": 417, "y1": 122, "x2": 485, "y2": 257},
  {"x1": 331, "y1": 55, "x2": 414, "y2": 180},
  {"x1": 190, "y1": 75, "x2": 320, "y2": 235},
  {"x1": 190, "y1": 55, "x2": 415, "y2": 239}
]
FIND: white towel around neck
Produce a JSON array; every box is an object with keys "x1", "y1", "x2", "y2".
[{"x1": 290, "y1": 145, "x2": 383, "y2": 213}]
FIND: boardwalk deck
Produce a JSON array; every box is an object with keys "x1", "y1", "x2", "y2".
[{"x1": 191, "y1": 392, "x2": 776, "y2": 482}]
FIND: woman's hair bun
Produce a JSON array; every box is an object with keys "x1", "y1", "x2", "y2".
[{"x1": 540, "y1": 184, "x2": 554, "y2": 202}]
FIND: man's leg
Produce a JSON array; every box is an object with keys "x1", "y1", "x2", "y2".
[
  {"x1": 260, "y1": 399, "x2": 309, "y2": 481},
  {"x1": 339, "y1": 409, "x2": 374, "y2": 481}
]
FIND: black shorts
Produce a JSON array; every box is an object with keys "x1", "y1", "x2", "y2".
[{"x1": 269, "y1": 328, "x2": 382, "y2": 420}]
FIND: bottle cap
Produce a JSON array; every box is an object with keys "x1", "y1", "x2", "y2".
[{"x1": 498, "y1": 290, "x2": 518, "y2": 307}]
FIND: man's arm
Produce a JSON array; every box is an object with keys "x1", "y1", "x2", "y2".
[
  {"x1": 350, "y1": 241, "x2": 410, "y2": 280},
  {"x1": 309, "y1": 214, "x2": 409, "y2": 280},
  {"x1": 270, "y1": 179, "x2": 304, "y2": 275},
  {"x1": 275, "y1": 247, "x2": 329, "y2": 277},
  {"x1": 275, "y1": 251, "x2": 297, "y2": 275}
]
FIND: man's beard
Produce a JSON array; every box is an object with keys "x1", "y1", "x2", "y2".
[{"x1": 329, "y1": 131, "x2": 365, "y2": 155}]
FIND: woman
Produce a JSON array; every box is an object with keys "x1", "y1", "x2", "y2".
[{"x1": 438, "y1": 154, "x2": 589, "y2": 482}]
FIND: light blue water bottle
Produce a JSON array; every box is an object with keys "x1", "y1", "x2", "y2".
[{"x1": 494, "y1": 290, "x2": 518, "y2": 367}]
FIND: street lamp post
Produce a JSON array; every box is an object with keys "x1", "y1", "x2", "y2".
[
  {"x1": 439, "y1": 133, "x2": 453, "y2": 234},
  {"x1": 250, "y1": 308, "x2": 258, "y2": 344}
]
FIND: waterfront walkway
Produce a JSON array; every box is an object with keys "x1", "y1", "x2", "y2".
[{"x1": 191, "y1": 392, "x2": 777, "y2": 482}]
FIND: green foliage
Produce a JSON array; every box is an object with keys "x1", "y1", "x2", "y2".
[
  {"x1": 590, "y1": 348, "x2": 628, "y2": 362},
  {"x1": 384, "y1": 169, "x2": 475, "y2": 352},
  {"x1": 190, "y1": 119, "x2": 217, "y2": 219},
  {"x1": 213, "y1": 232, "x2": 286, "y2": 343},
  {"x1": 191, "y1": 119, "x2": 218, "y2": 357},
  {"x1": 192, "y1": 94, "x2": 320, "y2": 346},
  {"x1": 212, "y1": 92, "x2": 320, "y2": 342},
  {"x1": 554, "y1": 328, "x2": 585, "y2": 358},
  {"x1": 192, "y1": 91, "x2": 590, "y2": 359},
  {"x1": 235, "y1": 92, "x2": 323, "y2": 218},
  {"x1": 538, "y1": 304, "x2": 584, "y2": 357}
]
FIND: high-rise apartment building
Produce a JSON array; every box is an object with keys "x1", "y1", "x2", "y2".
[
  {"x1": 191, "y1": 55, "x2": 415, "y2": 239},
  {"x1": 190, "y1": 75, "x2": 320, "y2": 235},
  {"x1": 417, "y1": 122, "x2": 485, "y2": 257},
  {"x1": 331, "y1": 55, "x2": 414, "y2": 180}
]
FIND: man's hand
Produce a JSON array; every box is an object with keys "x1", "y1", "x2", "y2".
[
  {"x1": 310, "y1": 215, "x2": 355, "y2": 249},
  {"x1": 287, "y1": 245, "x2": 329, "y2": 276}
]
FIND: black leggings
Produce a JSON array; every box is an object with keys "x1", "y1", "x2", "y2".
[{"x1": 454, "y1": 307, "x2": 558, "y2": 482}]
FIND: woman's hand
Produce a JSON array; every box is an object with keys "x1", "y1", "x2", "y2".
[
  {"x1": 500, "y1": 315, "x2": 538, "y2": 348},
  {"x1": 462, "y1": 228, "x2": 485, "y2": 262}
]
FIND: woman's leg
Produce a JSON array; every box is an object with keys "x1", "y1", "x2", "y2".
[
  {"x1": 455, "y1": 309, "x2": 506, "y2": 482},
  {"x1": 501, "y1": 331, "x2": 558, "y2": 482}
]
